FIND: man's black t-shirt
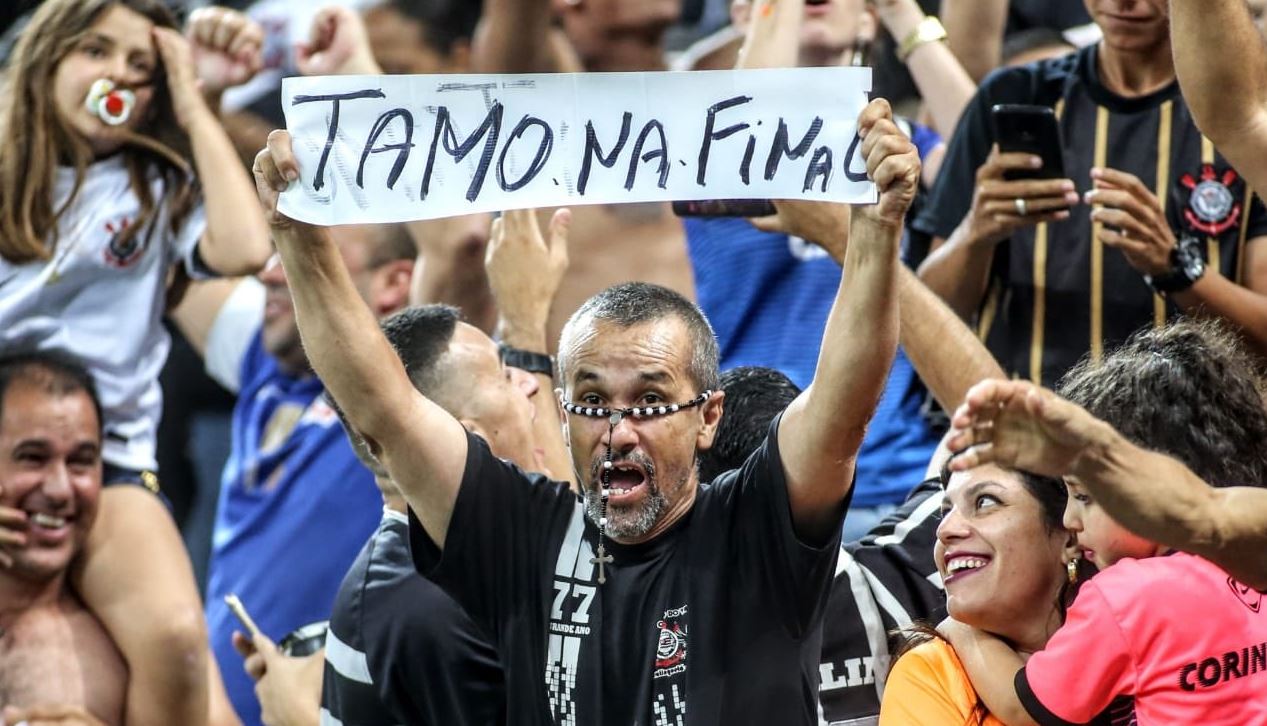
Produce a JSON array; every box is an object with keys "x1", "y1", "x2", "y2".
[
  {"x1": 322, "y1": 510, "x2": 505, "y2": 725},
  {"x1": 913, "y1": 44, "x2": 1267, "y2": 385},
  {"x1": 818, "y1": 478, "x2": 945, "y2": 724},
  {"x1": 410, "y1": 419, "x2": 844, "y2": 726}
]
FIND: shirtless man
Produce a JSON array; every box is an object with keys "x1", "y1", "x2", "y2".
[
  {"x1": 0, "y1": 354, "x2": 125, "y2": 726},
  {"x1": 473, "y1": 0, "x2": 694, "y2": 345}
]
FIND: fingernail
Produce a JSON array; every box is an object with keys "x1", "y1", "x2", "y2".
[
  {"x1": 1055, "y1": 210, "x2": 1071, "y2": 220},
  {"x1": 1059, "y1": 181, "x2": 1074, "y2": 192},
  {"x1": 285, "y1": 170, "x2": 298, "y2": 182},
  {"x1": 1074, "y1": 190, "x2": 1088, "y2": 204},
  {"x1": 1030, "y1": 156, "x2": 1043, "y2": 168},
  {"x1": 1090, "y1": 167, "x2": 1103, "y2": 178}
]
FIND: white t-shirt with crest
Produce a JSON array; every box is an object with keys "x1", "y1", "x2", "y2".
[{"x1": 0, "y1": 154, "x2": 207, "y2": 471}]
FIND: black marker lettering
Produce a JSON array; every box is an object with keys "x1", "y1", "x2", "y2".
[
  {"x1": 625, "y1": 120, "x2": 669, "y2": 191},
  {"x1": 697, "y1": 95, "x2": 752, "y2": 186},
  {"x1": 497, "y1": 115, "x2": 554, "y2": 192},
  {"x1": 803, "y1": 147, "x2": 833, "y2": 192},
  {"x1": 357, "y1": 108, "x2": 414, "y2": 189},
  {"x1": 740, "y1": 134, "x2": 757, "y2": 185},
  {"x1": 764, "y1": 117, "x2": 823, "y2": 180},
  {"x1": 421, "y1": 101, "x2": 505, "y2": 202},
  {"x1": 578, "y1": 112, "x2": 633, "y2": 195},
  {"x1": 292, "y1": 89, "x2": 386, "y2": 191},
  {"x1": 844, "y1": 132, "x2": 869, "y2": 183}
]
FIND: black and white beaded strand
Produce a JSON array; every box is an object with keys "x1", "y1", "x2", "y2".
[{"x1": 560, "y1": 390, "x2": 713, "y2": 583}]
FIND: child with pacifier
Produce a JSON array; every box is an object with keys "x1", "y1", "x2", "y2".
[{"x1": 0, "y1": 1, "x2": 271, "y2": 723}]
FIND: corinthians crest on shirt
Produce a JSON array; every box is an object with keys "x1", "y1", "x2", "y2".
[
  {"x1": 102, "y1": 215, "x2": 146, "y2": 268},
  {"x1": 1180, "y1": 164, "x2": 1243, "y2": 237},
  {"x1": 653, "y1": 604, "x2": 688, "y2": 679}
]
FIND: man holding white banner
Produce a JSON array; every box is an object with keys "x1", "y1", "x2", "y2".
[
  {"x1": 276, "y1": 67, "x2": 876, "y2": 225},
  {"x1": 252, "y1": 91, "x2": 911, "y2": 726}
]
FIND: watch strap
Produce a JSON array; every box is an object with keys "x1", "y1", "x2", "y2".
[
  {"x1": 1145, "y1": 236, "x2": 1206, "y2": 294},
  {"x1": 499, "y1": 344, "x2": 554, "y2": 377}
]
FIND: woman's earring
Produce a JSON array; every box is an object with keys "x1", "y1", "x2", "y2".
[{"x1": 1067, "y1": 557, "x2": 1080, "y2": 585}]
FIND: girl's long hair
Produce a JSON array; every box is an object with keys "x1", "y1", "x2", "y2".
[{"x1": 0, "y1": 0, "x2": 195, "y2": 264}]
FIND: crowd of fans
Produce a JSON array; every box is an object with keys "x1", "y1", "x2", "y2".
[{"x1": 1, "y1": 0, "x2": 1266, "y2": 725}]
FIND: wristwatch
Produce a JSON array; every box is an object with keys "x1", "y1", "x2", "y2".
[
  {"x1": 1145, "y1": 234, "x2": 1207, "y2": 295},
  {"x1": 897, "y1": 16, "x2": 948, "y2": 62},
  {"x1": 499, "y1": 343, "x2": 555, "y2": 378}
]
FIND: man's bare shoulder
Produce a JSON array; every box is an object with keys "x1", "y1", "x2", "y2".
[{"x1": 0, "y1": 593, "x2": 127, "y2": 725}]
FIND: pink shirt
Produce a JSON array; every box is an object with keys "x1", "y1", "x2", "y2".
[{"x1": 1019, "y1": 552, "x2": 1267, "y2": 724}]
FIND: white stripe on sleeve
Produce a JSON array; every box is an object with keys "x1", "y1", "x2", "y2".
[{"x1": 323, "y1": 628, "x2": 372, "y2": 685}]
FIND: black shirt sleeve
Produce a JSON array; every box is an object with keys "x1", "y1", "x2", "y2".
[
  {"x1": 847, "y1": 478, "x2": 946, "y2": 621},
  {"x1": 1016, "y1": 667, "x2": 1081, "y2": 726},
  {"x1": 710, "y1": 414, "x2": 847, "y2": 638},
  {"x1": 408, "y1": 431, "x2": 576, "y2": 639}
]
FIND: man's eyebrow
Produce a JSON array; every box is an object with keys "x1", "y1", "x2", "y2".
[
  {"x1": 575, "y1": 370, "x2": 601, "y2": 384},
  {"x1": 13, "y1": 438, "x2": 49, "y2": 448},
  {"x1": 73, "y1": 441, "x2": 102, "y2": 456}
]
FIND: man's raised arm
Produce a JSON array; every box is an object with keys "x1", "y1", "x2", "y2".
[
  {"x1": 898, "y1": 266, "x2": 1005, "y2": 414},
  {"x1": 776, "y1": 99, "x2": 916, "y2": 541},
  {"x1": 252, "y1": 131, "x2": 468, "y2": 548},
  {"x1": 1171, "y1": 0, "x2": 1267, "y2": 193},
  {"x1": 947, "y1": 379, "x2": 1267, "y2": 591}
]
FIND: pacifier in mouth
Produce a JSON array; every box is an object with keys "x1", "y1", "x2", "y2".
[{"x1": 83, "y1": 78, "x2": 136, "y2": 126}]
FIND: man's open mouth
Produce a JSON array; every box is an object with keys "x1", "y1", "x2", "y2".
[{"x1": 605, "y1": 463, "x2": 649, "y2": 501}]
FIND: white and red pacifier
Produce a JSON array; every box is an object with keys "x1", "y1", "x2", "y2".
[{"x1": 84, "y1": 78, "x2": 136, "y2": 126}]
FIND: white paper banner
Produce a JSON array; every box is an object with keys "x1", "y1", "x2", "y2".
[{"x1": 278, "y1": 67, "x2": 875, "y2": 224}]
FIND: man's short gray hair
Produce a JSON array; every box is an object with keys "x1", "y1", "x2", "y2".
[{"x1": 557, "y1": 282, "x2": 720, "y2": 393}]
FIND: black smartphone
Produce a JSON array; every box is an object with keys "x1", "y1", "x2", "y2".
[
  {"x1": 671, "y1": 199, "x2": 777, "y2": 218},
  {"x1": 991, "y1": 104, "x2": 1066, "y2": 181}
]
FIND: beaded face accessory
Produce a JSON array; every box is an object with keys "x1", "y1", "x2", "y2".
[{"x1": 559, "y1": 390, "x2": 713, "y2": 583}]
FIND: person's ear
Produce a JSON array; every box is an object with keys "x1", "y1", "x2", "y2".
[
  {"x1": 694, "y1": 390, "x2": 726, "y2": 451},
  {"x1": 373, "y1": 259, "x2": 414, "y2": 315}
]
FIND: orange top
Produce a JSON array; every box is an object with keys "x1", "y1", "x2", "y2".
[{"x1": 879, "y1": 638, "x2": 1006, "y2": 726}]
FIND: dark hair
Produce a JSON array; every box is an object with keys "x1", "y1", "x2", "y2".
[
  {"x1": 387, "y1": 0, "x2": 481, "y2": 55},
  {"x1": 1057, "y1": 319, "x2": 1267, "y2": 489},
  {"x1": 699, "y1": 366, "x2": 800, "y2": 482},
  {"x1": 328, "y1": 305, "x2": 461, "y2": 477},
  {"x1": 1001, "y1": 28, "x2": 1074, "y2": 65},
  {"x1": 379, "y1": 304, "x2": 462, "y2": 399},
  {"x1": 558, "y1": 282, "x2": 720, "y2": 392},
  {"x1": 0, "y1": 352, "x2": 103, "y2": 436}
]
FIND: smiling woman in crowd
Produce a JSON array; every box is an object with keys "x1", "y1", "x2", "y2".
[{"x1": 877, "y1": 461, "x2": 1114, "y2": 725}]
